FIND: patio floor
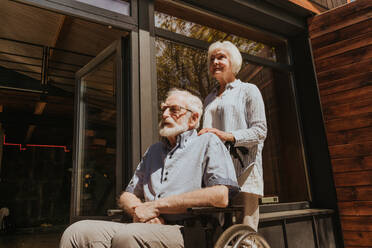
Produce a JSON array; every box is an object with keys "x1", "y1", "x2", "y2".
[{"x1": 0, "y1": 232, "x2": 62, "y2": 248}]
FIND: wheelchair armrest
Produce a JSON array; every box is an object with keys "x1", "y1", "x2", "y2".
[
  {"x1": 107, "y1": 209, "x2": 124, "y2": 216},
  {"x1": 107, "y1": 209, "x2": 132, "y2": 223},
  {"x1": 187, "y1": 205, "x2": 244, "y2": 215}
]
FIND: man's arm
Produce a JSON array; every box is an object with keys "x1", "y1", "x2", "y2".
[
  {"x1": 133, "y1": 185, "x2": 228, "y2": 223},
  {"x1": 118, "y1": 191, "x2": 143, "y2": 217}
]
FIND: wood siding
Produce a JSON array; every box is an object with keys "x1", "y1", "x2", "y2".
[
  {"x1": 310, "y1": 0, "x2": 348, "y2": 9},
  {"x1": 308, "y1": 0, "x2": 372, "y2": 247}
]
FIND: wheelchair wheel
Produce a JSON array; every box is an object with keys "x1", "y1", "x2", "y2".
[{"x1": 214, "y1": 224, "x2": 270, "y2": 248}]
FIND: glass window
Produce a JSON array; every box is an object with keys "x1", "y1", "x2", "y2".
[
  {"x1": 155, "y1": 12, "x2": 277, "y2": 62},
  {"x1": 155, "y1": 12, "x2": 309, "y2": 203},
  {"x1": 78, "y1": 55, "x2": 117, "y2": 216}
]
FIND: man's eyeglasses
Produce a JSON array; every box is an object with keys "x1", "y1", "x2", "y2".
[{"x1": 160, "y1": 104, "x2": 193, "y2": 116}]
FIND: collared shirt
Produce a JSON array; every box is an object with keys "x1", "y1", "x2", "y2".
[
  {"x1": 203, "y1": 79, "x2": 267, "y2": 196},
  {"x1": 125, "y1": 129, "x2": 239, "y2": 221}
]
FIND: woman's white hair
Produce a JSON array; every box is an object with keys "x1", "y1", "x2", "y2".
[
  {"x1": 166, "y1": 88, "x2": 203, "y2": 128},
  {"x1": 208, "y1": 41, "x2": 242, "y2": 76}
]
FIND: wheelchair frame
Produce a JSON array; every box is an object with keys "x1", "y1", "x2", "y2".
[{"x1": 108, "y1": 205, "x2": 270, "y2": 248}]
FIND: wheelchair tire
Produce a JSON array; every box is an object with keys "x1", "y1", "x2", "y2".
[{"x1": 214, "y1": 224, "x2": 270, "y2": 248}]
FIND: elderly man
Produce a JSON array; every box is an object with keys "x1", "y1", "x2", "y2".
[{"x1": 60, "y1": 88, "x2": 238, "y2": 248}]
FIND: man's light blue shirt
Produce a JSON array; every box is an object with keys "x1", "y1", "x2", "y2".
[{"x1": 125, "y1": 129, "x2": 239, "y2": 221}]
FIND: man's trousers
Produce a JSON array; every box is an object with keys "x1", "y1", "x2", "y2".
[{"x1": 59, "y1": 220, "x2": 184, "y2": 248}]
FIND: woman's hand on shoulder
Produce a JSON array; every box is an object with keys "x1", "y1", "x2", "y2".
[{"x1": 198, "y1": 128, "x2": 235, "y2": 143}]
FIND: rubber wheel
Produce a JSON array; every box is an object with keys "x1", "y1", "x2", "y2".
[{"x1": 214, "y1": 224, "x2": 270, "y2": 248}]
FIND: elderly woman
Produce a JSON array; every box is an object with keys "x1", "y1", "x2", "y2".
[{"x1": 198, "y1": 41, "x2": 267, "y2": 231}]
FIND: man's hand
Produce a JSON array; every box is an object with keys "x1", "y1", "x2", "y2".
[
  {"x1": 145, "y1": 217, "x2": 165, "y2": 224},
  {"x1": 198, "y1": 128, "x2": 234, "y2": 143},
  {"x1": 133, "y1": 202, "x2": 160, "y2": 223}
]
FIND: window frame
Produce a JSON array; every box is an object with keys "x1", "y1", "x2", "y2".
[
  {"x1": 153, "y1": 4, "x2": 312, "y2": 208},
  {"x1": 12, "y1": 0, "x2": 138, "y2": 31}
]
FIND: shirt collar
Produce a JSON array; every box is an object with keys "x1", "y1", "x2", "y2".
[
  {"x1": 176, "y1": 129, "x2": 197, "y2": 148},
  {"x1": 161, "y1": 129, "x2": 197, "y2": 150},
  {"x1": 226, "y1": 79, "x2": 241, "y2": 89}
]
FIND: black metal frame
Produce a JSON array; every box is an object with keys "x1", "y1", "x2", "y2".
[
  {"x1": 154, "y1": 28, "x2": 293, "y2": 71},
  {"x1": 72, "y1": 38, "x2": 131, "y2": 221},
  {"x1": 180, "y1": 0, "x2": 309, "y2": 37},
  {"x1": 289, "y1": 33, "x2": 344, "y2": 247},
  {"x1": 11, "y1": 0, "x2": 138, "y2": 31}
]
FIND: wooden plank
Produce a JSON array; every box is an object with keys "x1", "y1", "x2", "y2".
[
  {"x1": 308, "y1": 0, "x2": 372, "y2": 37},
  {"x1": 315, "y1": 44, "x2": 372, "y2": 73},
  {"x1": 320, "y1": 85, "x2": 372, "y2": 107},
  {"x1": 326, "y1": 0, "x2": 334, "y2": 9},
  {"x1": 343, "y1": 231, "x2": 372, "y2": 247},
  {"x1": 317, "y1": 59, "x2": 372, "y2": 84},
  {"x1": 322, "y1": 97, "x2": 372, "y2": 121},
  {"x1": 336, "y1": 0, "x2": 347, "y2": 8},
  {"x1": 287, "y1": 0, "x2": 326, "y2": 14},
  {"x1": 329, "y1": 141, "x2": 372, "y2": 159},
  {"x1": 341, "y1": 216, "x2": 372, "y2": 231},
  {"x1": 332, "y1": 156, "x2": 372, "y2": 173},
  {"x1": 326, "y1": 126, "x2": 372, "y2": 146},
  {"x1": 339, "y1": 201, "x2": 372, "y2": 216},
  {"x1": 334, "y1": 170, "x2": 372, "y2": 186},
  {"x1": 311, "y1": 19, "x2": 372, "y2": 50},
  {"x1": 310, "y1": 11, "x2": 371, "y2": 39},
  {"x1": 325, "y1": 113, "x2": 372, "y2": 132},
  {"x1": 310, "y1": 8, "x2": 372, "y2": 39},
  {"x1": 316, "y1": 0, "x2": 328, "y2": 8},
  {"x1": 337, "y1": 186, "x2": 372, "y2": 201},
  {"x1": 313, "y1": 31, "x2": 372, "y2": 61},
  {"x1": 318, "y1": 72, "x2": 372, "y2": 97}
]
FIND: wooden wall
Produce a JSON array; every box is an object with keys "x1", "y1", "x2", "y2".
[
  {"x1": 308, "y1": 0, "x2": 372, "y2": 247},
  {"x1": 310, "y1": 0, "x2": 348, "y2": 9}
]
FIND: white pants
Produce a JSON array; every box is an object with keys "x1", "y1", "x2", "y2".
[{"x1": 59, "y1": 220, "x2": 184, "y2": 248}]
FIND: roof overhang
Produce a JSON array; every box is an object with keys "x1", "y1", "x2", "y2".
[{"x1": 181, "y1": 0, "x2": 316, "y2": 37}]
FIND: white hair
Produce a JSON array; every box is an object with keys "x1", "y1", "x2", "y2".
[
  {"x1": 166, "y1": 88, "x2": 203, "y2": 128},
  {"x1": 208, "y1": 41, "x2": 242, "y2": 75}
]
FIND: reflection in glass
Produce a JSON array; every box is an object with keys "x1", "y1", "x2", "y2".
[
  {"x1": 155, "y1": 12, "x2": 276, "y2": 61},
  {"x1": 79, "y1": 55, "x2": 116, "y2": 216},
  {"x1": 239, "y1": 64, "x2": 308, "y2": 202}
]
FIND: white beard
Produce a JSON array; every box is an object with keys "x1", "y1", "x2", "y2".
[{"x1": 159, "y1": 118, "x2": 189, "y2": 138}]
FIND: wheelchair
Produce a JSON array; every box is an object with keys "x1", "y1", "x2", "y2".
[{"x1": 108, "y1": 205, "x2": 270, "y2": 248}]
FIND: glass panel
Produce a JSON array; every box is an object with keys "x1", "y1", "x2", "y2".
[
  {"x1": 75, "y1": 0, "x2": 130, "y2": 16},
  {"x1": 156, "y1": 37, "x2": 209, "y2": 106},
  {"x1": 156, "y1": 37, "x2": 309, "y2": 203},
  {"x1": 79, "y1": 55, "x2": 117, "y2": 216},
  {"x1": 155, "y1": 12, "x2": 277, "y2": 62},
  {"x1": 240, "y1": 64, "x2": 308, "y2": 202}
]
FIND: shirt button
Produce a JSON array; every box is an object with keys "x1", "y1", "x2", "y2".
[
  {"x1": 165, "y1": 172, "x2": 168, "y2": 175},
  {"x1": 164, "y1": 177, "x2": 167, "y2": 181},
  {"x1": 158, "y1": 193, "x2": 162, "y2": 198}
]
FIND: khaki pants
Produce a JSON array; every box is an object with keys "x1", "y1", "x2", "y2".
[{"x1": 59, "y1": 220, "x2": 184, "y2": 248}]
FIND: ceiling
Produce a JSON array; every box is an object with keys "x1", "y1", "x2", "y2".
[{"x1": 0, "y1": 0, "x2": 127, "y2": 146}]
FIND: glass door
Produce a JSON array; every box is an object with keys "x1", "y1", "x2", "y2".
[{"x1": 71, "y1": 38, "x2": 129, "y2": 221}]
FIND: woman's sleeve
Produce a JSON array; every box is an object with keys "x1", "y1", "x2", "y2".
[{"x1": 231, "y1": 85, "x2": 267, "y2": 147}]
